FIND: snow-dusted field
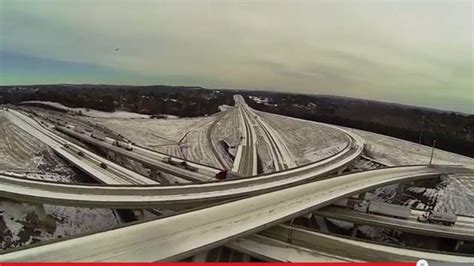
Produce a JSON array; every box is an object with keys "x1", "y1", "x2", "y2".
[
  {"x1": 22, "y1": 101, "x2": 153, "y2": 119},
  {"x1": 0, "y1": 110, "x2": 119, "y2": 250},
  {"x1": 343, "y1": 127, "x2": 474, "y2": 167},
  {"x1": 0, "y1": 113, "x2": 46, "y2": 171},
  {"x1": 404, "y1": 175, "x2": 474, "y2": 216},
  {"x1": 82, "y1": 114, "x2": 221, "y2": 167},
  {"x1": 256, "y1": 111, "x2": 349, "y2": 166},
  {"x1": 211, "y1": 108, "x2": 242, "y2": 152},
  {"x1": 0, "y1": 201, "x2": 118, "y2": 250},
  {"x1": 209, "y1": 107, "x2": 244, "y2": 169}
]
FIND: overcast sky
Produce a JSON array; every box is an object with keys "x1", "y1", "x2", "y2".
[{"x1": 0, "y1": 0, "x2": 472, "y2": 113}]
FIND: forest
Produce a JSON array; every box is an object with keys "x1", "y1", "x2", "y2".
[{"x1": 1, "y1": 84, "x2": 472, "y2": 157}]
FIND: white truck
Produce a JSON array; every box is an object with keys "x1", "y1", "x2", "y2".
[
  {"x1": 114, "y1": 140, "x2": 133, "y2": 151},
  {"x1": 418, "y1": 211, "x2": 457, "y2": 226},
  {"x1": 91, "y1": 133, "x2": 106, "y2": 141},
  {"x1": 367, "y1": 202, "x2": 411, "y2": 219},
  {"x1": 333, "y1": 199, "x2": 349, "y2": 208},
  {"x1": 74, "y1": 127, "x2": 85, "y2": 134}
]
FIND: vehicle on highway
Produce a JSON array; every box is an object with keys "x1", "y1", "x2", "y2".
[
  {"x1": 215, "y1": 169, "x2": 239, "y2": 180},
  {"x1": 66, "y1": 124, "x2": 75, "y2": 130},
  {"x1": 57, "y1": 120, "x2": 67, "y2": 127},
  {"x1": 100, "y1": 162, "x2": 108, "y2": 169},
  {"x1": 332, "y1": 198, "x2": 360, "y2": 209},
  {"x1": 180, "y1": 161, "x2": 198, "y2": 172},
  {"x1": 114, "y1": 140, "x2": 133, "y2": 151},
  {"x1": 162, "y1": 156, "x2": 199, "y2": 172},
  {"x1": 91, "y1": 133, "x2": 106, "y2": 141},
  {"x1": 74, "y1": 127, "x2": 85, "y2": 134},
  {"x1": 163, "y1": 156, "x2": 178, "y2": 166},
  {"x1": 418, "y1": 211, "x2": 457, "y2": 226},
  {"x1": 358, "y1": 201, "x2": 411, "y2": 219},
  {"x1": 77, "y1": 151, "x2": 85, "y2": 157}
]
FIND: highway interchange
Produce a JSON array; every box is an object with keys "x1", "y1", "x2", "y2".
[{"x1": 0, "y1": 96, "x2": 473, "y2": 262}]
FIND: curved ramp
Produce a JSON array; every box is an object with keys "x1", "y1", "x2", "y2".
[{"x1": 0, "y1": 165, "x2": 471, "y2": 262}]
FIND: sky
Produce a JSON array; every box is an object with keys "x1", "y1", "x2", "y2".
[{"x1": 0, "y1": 0, "x2": 472, "y2": 113}]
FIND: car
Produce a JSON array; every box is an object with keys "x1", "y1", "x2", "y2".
[{"x1": 418, "y1": 211, "x2": 457, "y2": 226}]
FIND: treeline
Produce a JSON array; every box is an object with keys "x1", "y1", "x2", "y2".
[
  {"x1": 0, "y1": 85, "x2": 235, "y2": 117},
  {"x1": 1, "y1": 84, "x2": 472, "y2": 157},
  {"x1": 241, "y1": 92, "x2": 474, "y2": 158}
]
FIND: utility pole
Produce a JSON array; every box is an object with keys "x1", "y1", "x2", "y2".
[
  {"x1": 418, "y1": 115, "x2": 425, "y2": 144},
  {"x1": 429, "y1": 139, "x2": 437, "y2": 166}
]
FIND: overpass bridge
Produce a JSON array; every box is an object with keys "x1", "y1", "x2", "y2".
[
  {"x1": 252, "y1": 224, "x2": 473, "y2": 262},
  {"x1": 232, "y1": 95, "x2": 258, "y2": 176},
  {"x1": 56, "y1": 126, "x2": 215, "y2": 183},
  {"x1": 0, "y1": 165, "x2": 471, "y2": 262},
  {"x1": 3, "y1": 109, "x2": 157, "y2": 185},
  {"x1": 315, "y1": 205, "x2": 474, "y2": 241}
]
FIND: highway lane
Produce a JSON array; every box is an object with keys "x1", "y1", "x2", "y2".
[
  {"x1": 3, "y1": 109, "x2": 156, "y2": 185},
  {"x1": 0, "y1": 165, "x2": 471, "y2": 262},
  {"x1": 239, "y1": 100, "x2": 297, "y2": 171},
  {"x1": 260, "y1": 225, "x2": 473, "y2": 262},
  {"x1": 315, "y1": 205, "x2": 474, "y2": 241},
  {"x1": 30, "y1": 107, "x2": 222, "y2": 176},
  {"x1": 0, "y1": 122, "x2": 371, "y2": 209},
  {"x1": 233, "y1": 97, "x2": 258, "y2": 176},
  {"x1": 228, "y1": 234, "x2": 354, "y2": 262},
  {"x1": 239, "y1": 106, "x2": 257, "y2": 176},
  {"x1": 4, "y1": 99, "x2": 366, "y2": 190},
  {"x1": 56, "y1": 126, "x2": 214, "y2": 182},
  {"x1": 207, "y1": 109, "x2": 234, "y2": 169}
]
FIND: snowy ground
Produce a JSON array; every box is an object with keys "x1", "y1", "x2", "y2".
[
  {"x1": 256, "y1": 111, "x2": 349, "y2": 166},
  {"x1": 80, "y1": 114, "x2": 222, "y2": 168},
  {"x1": 0, "y1": 201, "x2": 118, "y2": 250},
  {"x1": 21, "y1": 101, "x2": 154, "y2": 119},
  {"x1": 210, "y1": 107, "x2": 242, "y2": 153},
  {"x1": 209, "y1": 108, "x2": 242, "y2": 169},
  {"x1": 0, "y1": 110, "x2": 119, "y2": 250},
  {"x1": 0, "y1": 113, "x2": 46, "y2": 171},
  {"x1": 342, "y1": 127, "x2": 474, "y2": 167}
]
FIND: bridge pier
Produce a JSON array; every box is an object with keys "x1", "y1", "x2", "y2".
[
  {"x1": 34, "y1": 204, "x2": 56, "y2": 229},
  {"x1": 135, "y1": 209, "x2": 145, "y2": 220},
  {"x1": 149, "y1": 168, "x2": 170, "y2": 184},
  {"x1": 337, "y1": 167, "x2": 346, "y2": 175},
  {"x1": 351, "y1": 224, "x2": 359, "y2": 238},
  {"x1": 192, "y1": 252, "x2": 208, "y2": 262},
  {"x1": 454, "y1": 240, "x2": 464, "y2": 251}
]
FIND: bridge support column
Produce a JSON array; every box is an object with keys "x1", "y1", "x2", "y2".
[
  {"x1": 34, "y1": 204, "x2": 56, "y2": 229},
  {"x1": 116, "y1": 154, "x2": 126, "y2": 166},
  {"x1": 337, "y1": 167, "x2": 346, "y2": 175},
  {"x1": 241, "y1": 254, "x2": 251, "y2": 262},
  {"x1": 149, "y1": 168, "x2": 169, "y2": 184},
  {"x1": 351, "y1": 224, "x2": 359, "y2": 238},
  {"x1": 454, "y1": 240, "x2": 464, "y2": 251},
  {"x1": 135, "y1": 209, "x2": 145, "y2": 220},
  {"x1": 192, "y1": 252, "x2": 208, "y2": 262},
  {"x1": 34, "y1": 203, "x2": 47, "y2": 220},
  {"x1": 105, "y1": 151, "x2": 113, "y2": 161},
  {"x1": 358, "y1": 192, "x2": 367, "y2": 200}
]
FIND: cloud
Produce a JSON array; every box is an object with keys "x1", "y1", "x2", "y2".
[{"x1": 0, "y1": 0, "x2": 472, "y2": 113}]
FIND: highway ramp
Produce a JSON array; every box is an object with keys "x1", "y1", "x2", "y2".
[
  {"x1": 259, "y1": 224, "x2": 473, "y2": 262},
  {"x1": 0, "y1": 165, "x2": 471, "y2": 262},
  {"x1": 315, "y1": 205, "x2": 474, "y2": 241},
  {"x1": 3, "y1": 109, "x2": 157, "y2": 185}
]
